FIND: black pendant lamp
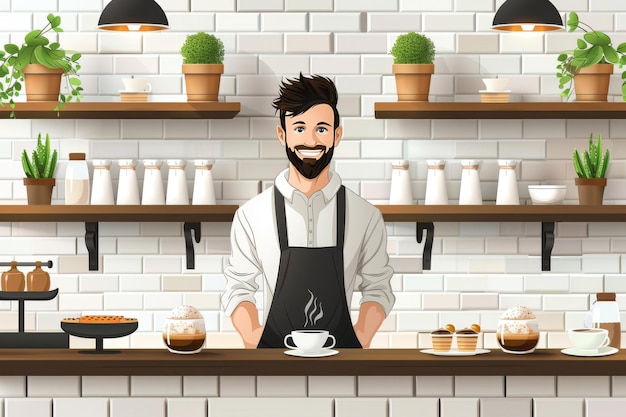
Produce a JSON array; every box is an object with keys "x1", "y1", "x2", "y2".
[
  {"x1": 492, "y1": 0, "x2": 563, "y2": 32},
  {"x1": 98, "y1": 0, "x2": 169, "y2": 31}
]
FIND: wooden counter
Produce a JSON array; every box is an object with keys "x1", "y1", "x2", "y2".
[{"x1": 2, "y1": 349, "x2": 624, "y2": 376}]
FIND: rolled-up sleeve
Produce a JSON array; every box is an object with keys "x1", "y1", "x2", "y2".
[
  {"x1": 221, "y1": 208, "x2": 262, "y2": 317},
  {"x1": 357, "y1": 210, "x2": 395, "y2": 316}
]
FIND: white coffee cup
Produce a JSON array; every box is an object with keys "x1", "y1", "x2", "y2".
[
  {"x1": 122, "y1": 78, "x2": 152, "y2": 92},
  {"x1": 482, "y1": 78, "x2": 509, "y2": 92},
  {"x1": 284, "y1": 329, "x2": 336, "y2": 353},
  {"x1": 568, "y1": 328, "x2": 610, "y2": 351}
]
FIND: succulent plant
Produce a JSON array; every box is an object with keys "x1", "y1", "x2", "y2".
[
  {"x1": 180, "y1": 32, "x2": 225, "y2": 65},
  {"x1": 22, "y1": 133, "x2": 57, "y2": 179},
  {"x1": 390, "y1": 32, "x2": 436, "y2": 65},
  {"x1": 573, "y1": 133, "x2": 610, "y2": 179}
]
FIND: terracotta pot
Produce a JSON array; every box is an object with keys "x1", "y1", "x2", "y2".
[
  {"x1": 182, "y1": 64, "x2": 224, "y2": 102},
  {"x1": 392, "y1": 64, "x2": 434, "y2": 102},
  {"x1": 22, "y1": 64, "x2": 64, "y2": 102},
  {"x1": 575, "y1": 177, "x2": 607, "y2": 205},
  {"x1": 1, "y1": 261, "x2": 25, "y2": 292},
  {"x1": 26, "y1": 261, "x2": 50, "y2": 292},
  {"x1": 573, "y1": 64, "x2": 614, "y2": 102},
  {"x1": 23, "y1": 177, "x2": 55, "y2": 205}
]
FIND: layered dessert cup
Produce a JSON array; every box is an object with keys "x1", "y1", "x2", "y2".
[
  {"x1": 456, "y1": 328, "x2": 479, "y2": 352},
  {"x1": 497, "y1": 306, "x2": 539, "y2": 354},
  {"x1": 163, "y1": 305, "x2": 206, "y2": 354},
  {"x1": 431, "y1": 328, "x2": 453, "y2": 352}
]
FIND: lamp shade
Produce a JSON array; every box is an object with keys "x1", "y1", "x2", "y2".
[
  {"x1": 98, "y1": 0, "x2": 169, "y2": 31},
  {"x1": 492, "y1": 0, "x2": 563, "y2": 32}
]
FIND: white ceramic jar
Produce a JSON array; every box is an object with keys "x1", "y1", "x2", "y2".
[
  {"x1": 459, "y1": 160, "x2": 482, "y2": 205},
  {"x1": 192, "y1": 159, "x2": 216, "y2": 205},
  {"x1": 424, "y1": 160, "x2": 448, "y2": 205},
  {"x1": 90, "y1": 159, "x2": 114, "y2": 205},
  {"x1": 389, "y1": 160, "x2": 413, "y2": 205},
  {"x1": 166, "y1": 160, "x2": 189, "y2": 205},
  {"x1": 496, "y1": 159, "x2": 520, "y2": 205},
  {"x1": 65, "y1": 153, "x2": 90, "y2": 205},
  {"x1": 117, "y1": 159, "x2": 140, "y2": 205},
  {"x1": 142, "y1": 159, "x2": 165, "y2": 205}
]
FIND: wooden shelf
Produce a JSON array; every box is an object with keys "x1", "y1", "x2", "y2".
[
  {"x1": 1, "y1": 348, "x2": 624, "y2": 376},
  {"x1": 0, "y1": 204, "x2": 238, "y2": 222},
  {"x1": 377, "y1": 204, "x2": 626, "y2": 222},
  {"x1": 1, "y1": 102, "x2": 240, "y2": 119},
  {"x1": 374, "y1": 101, "x2": 626, "y2": 119}
]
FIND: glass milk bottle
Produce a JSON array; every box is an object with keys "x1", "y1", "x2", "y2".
[
  {"x1": 142, "y1": 159, "x2": 165, "y2": 205},
  {"x1": 591, "y1": 292, "x2": 621, "y2": 350},
  {"x1": 65, "y1": 153, "x2": 90, "y2": 205},
  {"x1": 459, "y1": 160, "x2": 483, "y2": 205},
  {"x1": 389, "y1": 160, "x2": 413, "y2": 204},
  {"x1": 91, "y1": 159, "x2": 114, "y2": 205},
  {"x1": 117, "y1": 159, "x2": 140, "y2": 205},
  {"x1": 192, "y1": 159, "x2": 216, "y2": 205},
  {"x1": 424, "y1": 160, "x2": 448, "y2": 205},
  {"x1": 496, "y1": 159, "x2": 520, "y2": 205},
  {"x1": 166, "y1": 160, "x2": 189, "y2": 205}
]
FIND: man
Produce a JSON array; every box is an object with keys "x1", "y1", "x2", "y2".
[{"x1": 221, "y1": 73, "x2": 394, "y2": 349}]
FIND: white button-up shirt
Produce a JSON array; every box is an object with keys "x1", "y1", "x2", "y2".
[{"x1": 222, "y1": 169, "x2": 395, "y2": 322}]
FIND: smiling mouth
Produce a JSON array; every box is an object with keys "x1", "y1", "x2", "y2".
[{"x1": 295, "y1": 145, "x2": 326, "y2": 159}]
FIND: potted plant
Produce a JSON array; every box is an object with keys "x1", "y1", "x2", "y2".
[
  {"x1": 22, "y1": 133, "x2": 58, "y2": 205},
  {"x1": 180, "y1": 32, "x2": 224, "y2": 102},
  {"x1": 557, "y1": 12, "x2": 626, "y2": 102},
  {"x1": 390, "y1": 32, "x2": 436, "y2": 101},
  {"x1": 0, "y1": 13, "x2": 82, "y2": 117},
  {"x1": 573, "y1": 133, "x2": 609, "y2": 205}
]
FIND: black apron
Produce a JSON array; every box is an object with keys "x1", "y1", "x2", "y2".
[{"x1": 257, "y1": 186, "x2": 362, "y2": 348}]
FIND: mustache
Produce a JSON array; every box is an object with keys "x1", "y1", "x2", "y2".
[{"x1": 294, "y1": 145, "x2": 327, "y2": 152}]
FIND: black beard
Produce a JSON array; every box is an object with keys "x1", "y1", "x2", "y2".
[{"x1": 285, "y1": 143, "x2": 334, "y2": 179}]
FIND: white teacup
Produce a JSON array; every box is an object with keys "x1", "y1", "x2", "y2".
[
  {"x1": 482, "y1": 78, "x2": 509, "y2": 92},
  {"x1": 568, "y1": 328, "x2": 610, "y2": 351},
  {"x1": 122, "y1": 78, "x2": 152, "y2": 92},
  {"x1": 284, "y1": 329, "x2": 336, "y2": 353}
]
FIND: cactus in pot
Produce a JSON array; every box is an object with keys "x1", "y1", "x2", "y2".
[
  {"x1": 573, "y1": 133, "x2": 609, "y2": 205},
  {"x1": 22, "y1": 133, "x2": 58, "y2": 205}
]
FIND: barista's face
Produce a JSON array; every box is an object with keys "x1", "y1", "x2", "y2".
[{"x1": 277, "y1": 104, "x2": 343, "y2": 179}]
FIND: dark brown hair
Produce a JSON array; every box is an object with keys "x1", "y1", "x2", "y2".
[{"x1": 272, "y1": 73, "x2": 340, "y2": 131}]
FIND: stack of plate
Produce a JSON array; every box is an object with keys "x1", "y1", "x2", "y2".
[
  {"x1": 120, "y1": 91, "x2": 149, "y2": 102},
  {"x1": 480, "y1": 90, "x2": 510, "y2": 103}
]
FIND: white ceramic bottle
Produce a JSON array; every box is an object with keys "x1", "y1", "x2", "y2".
[
  {"x1": 496, "y1": 159, "x2": 520, "y2": 205},
  {"x1": 142, "y1": 159, "x2": 165, "y2": 205},
  {"x1": 459, "y1": 160, "x2": 483, "y2": 205},
  {"x1": 389, "y1": 160, "x2": 413, "y2": 205},
  {"x1": 166, "y1": 160, "x2": 189, "y2": 205},
  {"x1": 65, "y1": 153, "x2": 90, "y2": 205},
  {"x1": 424, "y1": 160, "x2": 448, "y2": 205},
  {"x1": 192, "y1": 159, "x2": 216, "y2": 205},
  {"x1": 90, "y1": 159, "x2": 114, "y2": 205},
  {"x1": 117, "y1": 159, "x2": 140, "y2": 205},
  {"x1": 590, "y1": 292, "x2": 621, "y2": 350}
]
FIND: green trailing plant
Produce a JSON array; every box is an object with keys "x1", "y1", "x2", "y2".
[
  {"x1": 390, "y1": 32, "x2": 436, "y2": 65},
  {"x1": 573, "y1": 133, "x2": 610, "y2": 179},
  {"x1": 557, "y1": 11, "x2": 626, "y2": 101},
  {"x1": 180, "y1": 32, "x2": 225, "y2": 64},
  {"x1": 0, "y1": 13, "x2": 82, "y2": 117},
  {"x1": 21, "y1": 133, "x2": 57, "y2": 179}
]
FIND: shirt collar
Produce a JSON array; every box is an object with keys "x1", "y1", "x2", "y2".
[{"x1": 275, "y1": 168, "x2": 342, "y2": 204}]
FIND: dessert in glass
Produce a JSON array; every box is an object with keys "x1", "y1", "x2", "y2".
[
  {"x1": 456, "y1": 325, "x2": 480, "y2": 352},
  {"x1": 163, "y1": 305, "x2": 206, "y2": 354},
  {"x1": 497, "y1": 306, "x2": 539, "y2": 354},
  {"x1": 431, "y1": 328, "x2": 453, "y2": 352}
]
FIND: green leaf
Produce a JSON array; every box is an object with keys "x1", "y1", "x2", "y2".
[
  {"x1": 557, "y1": 53, "x2": 568, "y2": 62},
  {"x1": 46, "y1": 13, "x2": 55, "y2": 24},
  {"x1": 51, "y1": 16, "x2": 61, "y2": 29},
  {"x1": 17, "y1": 46, "x2": 34, "y2": 68},
  {"x1": 52, "y1": 27, "x2": 63, "y2": 33},
  {"x1": 21, "y1": 149, "x2": 33, "y2": 178},
  {"x1": 584, "y1": 45, "x2": 604, "y2": 66},
  {"x1": 3, "y1": 43, "x2": 18, "y2": 55},
  {"x1": 71, "y1": 53, "x2": 80, "y2": 62},
  {"x1": 69, "y1": 77, "x2": 80, "y2": 86},
  {"x1": 577, "y1": 39, "x2": 587, "y2": 49},
  {"x1": 49, "y1": 42, "x2": 60, "y2": 50},
  {"x1": 584, "y1": 31, "x2": 611, "y2": 46},
  {"x1": 33, "y1": 46, "x2": 54, "y2": 68},
  {"x1": 567, "y1": 12, "x2": 579, "y2": 32},
  {"x1": 618, "y1": 43, "x2": 626, "y2": 53},
  {"x1": 603, "y1": 45, "x2": 620, "y2": 64}
]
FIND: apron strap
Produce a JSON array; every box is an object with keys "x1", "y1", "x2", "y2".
[{"x1": 273, "y1": 185, "x2": 347, "y2": 251}]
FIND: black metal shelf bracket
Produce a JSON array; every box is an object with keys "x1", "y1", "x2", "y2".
[
  {"x1": 85, "y1": 222, "x2": 99, "y2": 271},
  {"x1": 416, "y1": 222, "x2": 435, "y2": 271},
  {"x1": 184, "y1": 222, "x2": 201, "y2": 269},
  {"x1": 542, "y1": 221, "x2": 555, "y2": 271}
]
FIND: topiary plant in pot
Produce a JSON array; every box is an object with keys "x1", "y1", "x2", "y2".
[
  {"x1": 0, "y1": 13, "x2": 82, "y2": 117},
  {"x1": 556, "y1": 12, "x2": 626, "y2": 102},
  {"x1": 390, "y1": 32, "x2": 436, "y2": 101},
  {"x1": 573, "y1": 133, "x2": 610, "y2": 205},
  {"x1": 22, "y1": 133, "x2": 58, "y2": 205},
  {"x1": 180, "y1": 32, "x2": 224, "y2": 101}
]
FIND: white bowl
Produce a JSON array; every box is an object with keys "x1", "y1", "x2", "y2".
[
  {"x1": 528, "y1": 185, "x2": 566, "y2": 205},
  {"x1": 482, "y1": 78, "x2": 509, "y2": 92}
]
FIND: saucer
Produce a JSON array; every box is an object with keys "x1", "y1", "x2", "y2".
[
  {"x1": 421, "y1": 348, "x2": 490, "y2": 356},
  {"x1": 561, "y1": 346, "x2": 618, "y2": 357},
  {"x1": 284, "y1": 348, "x2": 338, "y2": 358}
]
